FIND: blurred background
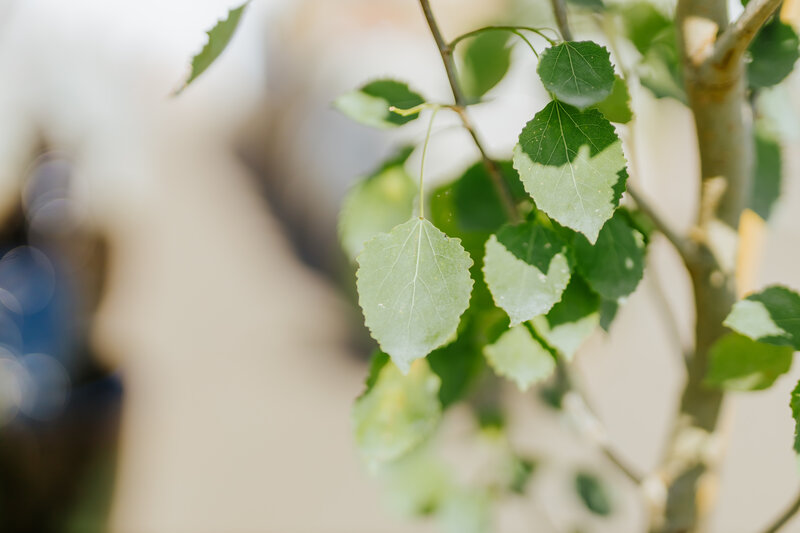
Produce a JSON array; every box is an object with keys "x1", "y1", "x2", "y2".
[{"x1": 0, "y1": 0, "x2": 798, "y2": 532}]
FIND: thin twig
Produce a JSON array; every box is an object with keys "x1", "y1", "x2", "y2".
[
  {"x1": 762, "y1": 490, "x2": 800, "y2": 533},
  {"x1": 626, "y1": 186, "x2": 698, "y2": 266},
  {"x1": 417, "y1": 0, "x2": 521, "y2": 223},
  {"x1": 709, "y1": 0, "x2": 782, "y2": 67},
  {"x1": 549, "y1": 0, "x2": 573, "y2": 40},
  {"x1": 449, "y1": 25, "x2": 557, "y2": 48}
]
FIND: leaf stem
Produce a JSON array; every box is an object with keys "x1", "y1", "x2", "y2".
[
  {"x1": 762, "y1": 490, "x2": 800, "y2": 533},
  {"x1": 389, "y1": 102, "x2": 457, "y2": 117},
  {"x1": 448, "y1": 25, "x2": 557, "y2": 48},
  {"x1": 417, "y1": 0, "x2": 521, "y2": 224},
  {"x1": 418, "y1": 106, "x2": 440, "y2": 219}
]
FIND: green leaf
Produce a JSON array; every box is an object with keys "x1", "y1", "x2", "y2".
[
  {"x1": 724, "y1": 286, "x2": 800, "y2": 349},
  {"x1": 438, "y1": 488, "x2": 491, "y2": 533},
  {"x1": 453, "y1": 162, "x2": 528, "y2": 233},
  {"x1": 592, "y1": 75, "x2": 633, "y2": 124},
  {"x1": 335, "y1": 80, "x2": 425, "y2": 128},
  {"x1": 574, "y1": 212, "x2": 646, "y2": 300},
  {"x1": 362, "y1": 350, "x2": 390, "y2": 397},
  {"x1": 353, "y1": 360, "x2": 442, "y2": 466},
  {"x1": 706, "y1": 333, "x2": 793, "y2": 391},
  {"x1": 750, "y1": 127, "x2": 782, "y2": 220},
  {"x1": 483, "y1": 222, "x2": 571, "y2": 325},
  {"x1": 791, "y1": 380, "x2": 800, "y2": 454},
  {"x1": 575, "y1": 471, "x2": 613, "y2": 516},
  {"x1": 537, "y1": 41, "x2": 616, "y2": 109},
  {"x1": 636, "y1": 28, "x2": 686, "y2": 102},
  {"x1": 356, "y1": 218, "x2": 473, "y2": 371},
  {"x1": 483, "y1": 325, "x2": 556, "y2": 391},
  {"x1": 177, "y1": 2, "x2": 249, "y2": 93},
  {"x1": 513, "y1": 101, "x2": 627, "y2": 243},
  {"x1": 377, "y1": 447, "x2": 454, "y2": 516},
  {"x1": 748, "y1": 17, "x2": 800, "y2": 90},
  {"x1": 461, "y1": 31, "x2": 513, "y2": 100},
  {"x1": 427, "y1": 316, "x2": 485, "y2": 409},
  {"x1": 531, "y1": 276, "x2": 600, "y2": 360},
  {"x1": 618, "y1": 3, "x2": 671, "y2": 55},
  {"x1": 339, "y1": 149, "x2": 417, "y2": 260}
]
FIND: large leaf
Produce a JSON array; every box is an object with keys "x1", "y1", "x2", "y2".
[
  {"x1": 531, "y1": 275, "x2": 600, "y2": 360},
  {"x1": 537, "y1": 41, "x2": 616, "y2": 109},
  {"x1": 339, "y1": 148, "x2": 417, "y2": 260},
  {"x1": 357, "y1": 218, "x2": 473, "y2": 371},
  {"x1": 573, "y1": 211, "x2": 646, "y2": 300},
  {"x1": 461, "y1": 32, "x2": 513, "y2": 100},
  {"x1": 483, "y1": 325, "x2": 556, "y2": 391},
  {"x1": 483, "y1": 222, "x2": 571, "y2": 325},
  {"x1": 724, "y1": 286, "x2": 800, "y2": 349},
  {"x1": 335, "y1": 80, "x2": 425, "y2": 128},
  {"x1": 352, "y1": 360, "x2": 442, "y2": 466},
  {"x1": 513, "y1": 101, "x2": 627, "y2": 243},
  {"x1": 750, "y1": 127, "x2": 782, "y2": 220},
  {"x1": 706, "y1": 333, "x2": 793, "y2": 391},
  {"x1": 177, "y1": 2, "x2": 249, "y2": 93},
  {"x1": 748, "y1": 17, "x2": 800, "y2": 90}
]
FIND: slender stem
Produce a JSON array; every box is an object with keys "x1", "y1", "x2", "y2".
[
  {"x1": 449, "y1": 25, "x2": 556, "y2": 48},
  {"x1": 389, "y1": 102, "x2": 457, "y2": 116},
  {"x1": 626, "y1": 186, "x2": 698, "y2": 266},
  {"x1": 762, "y1": 491, "x2": 800, "y2": 533},
  {"x1": 709, "y1": 0, "x2": 783, "y2": 67},
  {"x1": 417, "y1": 0, "x2": 521, "y2": 224},
  {"x1": 549, "y1": 0, "x2": 573, "y2": 40},
  {"x1": 510, "y1": 30, "x2": 540, "y2": 59},
  {"x1": 418, "y1": 106, "x2": 440, "y2": 219}
]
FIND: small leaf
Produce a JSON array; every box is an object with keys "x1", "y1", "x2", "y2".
[
  {"x1": 438, "y1": 488, "x2": 491, "y2": 533},
  {"x1": 335, "y1": 80, "x2": 425, "y2": 128},
  {"x1": 592, "y1": 75, "x2": 633, "y2": 124},
  {"x1": 750, "y1": 127, "x2": 782, "y2": 220},
  {"x1": 483, "y1": 325, "x2": 556, "y2": 391},
  {"x1": 574, "y1": 212, "x2": 646, "y2": 300},
  {"x1": 483, "y1": 222, "x2": 571, "y2": 325},
  {"x1": 356, "y1": 218, "x2": 473, "y2": 371},
  {"x1": 177, "y1": 2, "x2": 250, "y2": 93},
  {"x1": 618, "y1": 3, "x2": 671, "y2": 55},
  {"x1": 531, "y1": 276, "x2": 600, "y2": 360},
  {"x1": 706, "y1": 333, "x2": 793, "y2": 391},
  {"x1": 353, "y1": 360, "x2": 442, "y2": 466},
  {"x1": 724, "y1": 286, "x2": 800, "y2": 349},
  {"x1": 575, "y1": 471, "x2": 613, "y2": 516},
  {"x1": 537, "y1": 41, "x2": 616, "y2": 108},
  {"x1": 513, "y1": 101, "x2": 627, "y2": 242},
  {"x1": 362, "y1": 350, "x2": 390, "y2": 397},
  {"x1": 748, "y1": 17, "x2": 800, "y2": 90},
  {"x1": 377, "y1": 447, "x2": 454, "y2": 516},
  {"x1": 339, "y1": 148, "x2": 417, "y2": 260},
  {"x1": 791, "y1": 380, "x2": 800, "y2": 454},
  {"x1": 461, "y1": 31, "x2": 513, "y2": 100}
]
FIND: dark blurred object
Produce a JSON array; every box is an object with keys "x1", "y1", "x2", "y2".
[{"x1": 0, "y1": 151, "x2": 121, "y2": 533}]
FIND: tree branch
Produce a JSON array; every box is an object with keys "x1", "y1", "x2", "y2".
[
  {"x1": 762, "y1": 490, "x2": 800, "y2": 533},
  {"x1": 709, "y1": 0, "x2": 782, "y2": 67},
  {"x1": 417, "y1": 0, "x2": 521, "y2": 223}
]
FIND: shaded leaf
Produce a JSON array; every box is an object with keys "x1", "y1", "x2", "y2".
[
  {"x1": 724, "y1": 286, "x2": 800, "y2": 349},
  {"x1": 791, "y1": 380, "x2": 800, "y2": 454},
  {"x1": 461, "y1": 32, "x2": 513, "y2": 100},
  {"x1": 575, "y1": 471, "x2": 613, "y2": 516},
  {"x1": 574, "y1": 211, "x2": 646, "y2": 300},
  {"x1": 353, "y1": 360, "x2": 442, "y2": 466},
  {"x1": 339, "y1": 148, "x2": 417, "y2": 259},
  {"x1": 592, "y1": 75, "x2": 633, "y2": 124},
  {"x1": 750, "y1": 125, "x2": 782, "y2": 220},
  {"x1": 531, "y1": 275, "x2": 600, "y2": 360},
  {"x1": 335, "y1": 80, "x2": 425, "y2": 128},
  {"x1": 177, "y1": 2, "x2": 249, "y2": 92},
  {"x1": 357, "y1": 218, "x2": 473, "y2": 371},
  {"x1": 748, "y1": 18, "x2": 800, "y2": 90},
  {"x1": 483, "y1": 222, "x2": 571, "y2": 325},
  {"x1": 706, "y1": 333, "x2": 793, "y2": 391},
  {"x1": 427, "y1": 315, "x2": 485, "y2": 408},
  {"x1": 453, "y1": 161, "x2": 528, "y2": 233},
  {"x1": 513, "y1": 101, "x2": 627, "y2": 242},
  {"x1": 483, "y1": 325, "x2": 556, "y2": 391},
  {"x1": 537, "y1": 41, "x2": 616, "y2": 108}
]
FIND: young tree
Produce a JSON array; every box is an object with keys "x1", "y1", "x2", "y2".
[{"x1": 182, "y1": 0, "x2": 800, "y2": 531}]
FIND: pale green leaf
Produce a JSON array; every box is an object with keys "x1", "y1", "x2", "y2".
[
  {"x1": 483, "y1": 222, "x2": 571, "y2": 325},
  {"x1": 377, "y1": 447, "x2": 454, "y2": 516},
  {"x1": 791, "y1": 380, "x2": 800, "y2": 454},
  {"x1": 352, "y1": 360, "x2": 442, "y2": 466},
  {"x1": 706, "y1": 333, "x2": 793, "y2": 391},
  {"x1": 438, "y1": 488, "x2": 491, "y2": 533},
  {"x1": 339, "y1": 149, "x2": 417, "y2": 260},
  {"x1": 513, "y1": 101, "x2": 627, "y2": 242},
  {"x1": 537, "y1": 41, "x2": 616, "y2": 109},
  {"x1": 356, "y1": 218, "x2": 473, "y2": 371},
  {"x1": 592, "y1": 75, "x2": 633, "y2": 124},
  {"x1": 335, "y1": 80, "x2": 425, "y2": 128},
  {"x1": 724, "y1": 286, "x2": 800, "y2": 349},
  {"x1": 483, "y1": 325, "x2": 556, "y2": 391},
  {"x1": 461, "y1": 31, "x2": 513, "y2": 100},
  {"x1": 574, "y1": 212, "x2": 646, "y2": 300},
  {"x1": 531, "y1": 275, "x2": 600, "y2": 360},
  {"x1": 177, "y1": 2, "x2": 249, "y2": 93}
]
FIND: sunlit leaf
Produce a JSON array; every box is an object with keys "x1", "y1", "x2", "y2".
[
  {"x1": 377, "y1": 447, "x2": 454, "y2": 516},
  {"x1": 438, "y1": 487, "x2": 491, "y2": 533},
  {"x1": 537, "y1": 41, "x2": 616, "y2": 108},
  {"x1": 335, "y1": 80, "x2": 425, "y2": 128},
  {"x1": 483, "y1": 222, "x2": 571, "y2": 325},
  {"x1": 483, "y1": 325, "x2": 556, "y2": 391},
  {"x1": 353, "y1": 360, "x2": 442, "y2": 466},
  {"x1": 531, "y1": 275, "x2": 600, "y2": 360},
  {"x1": 513, "y1": 102, "x2": 627, "y2": 242},
  {"x1": 357, "y1": 218, "x2": 473, "y2": 371},
  {"x1": 592, "y1": 75, "x2": 633, "y2": 124},
  {"x1": 706, "y1": 333, "x2": 793, "y2": 391},
  {"x1": 724, "y1": 286, "x2": 800, "y2": 349}
]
